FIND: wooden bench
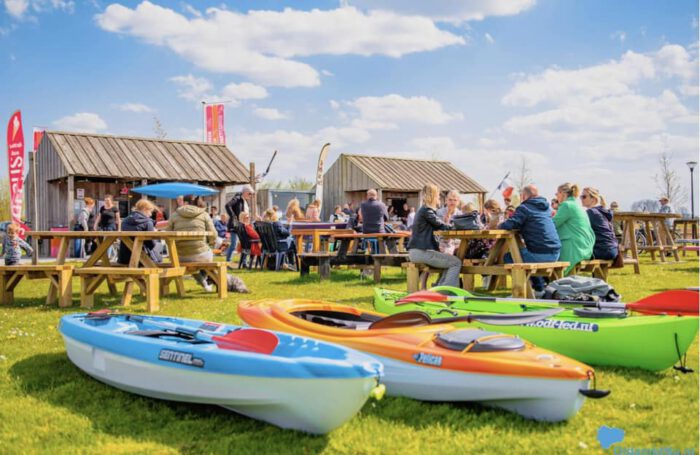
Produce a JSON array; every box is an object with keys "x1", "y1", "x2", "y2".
[
  {"x1": 180, "y1": 262, "x2": 228, "y2": 299},
  {"x1": 370, "y1": 253, "x2": 410, "y2": 283},
  {"x1": 571, "y1": 259, "x2": 613, "y2": 280},
  {"x1": 402, "y1": 262, "x2": 448, "y2": 293},
  {"x1": 300, "y1": 253, "x2": 336, "y2": 280},
  {"x1": 74, "y1": 267, "x2": 161, "y2": 311},
  {"x1": 504, "y1": 262, "x2": 570, "y2": 298},
  {"x1": 0, "y1": 264, "x2": 75, "y2": 307}
]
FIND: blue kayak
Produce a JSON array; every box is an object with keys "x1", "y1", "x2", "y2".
[{"x1": 59, "y1": 312, "x2": 384, "y2": 434}]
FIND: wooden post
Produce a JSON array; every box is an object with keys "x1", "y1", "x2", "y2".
[
  {"x1": 249, "y1": 162, "x2": 257, "y2": 219},
  {"x1": 66, "y1": 176, "x2": 75, "y2": 228},
  {"x1": 141, "y1": 179, "x2": 148, "y2": 199}
]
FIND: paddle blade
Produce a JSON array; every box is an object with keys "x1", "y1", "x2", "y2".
[
  {"x1": 628, "y1": 290, "x2": 700, "y2": 316},
  {"x1": 212, "y1": 329, "x2": 279, "y2": 354},
  {"x1": 396, "y1": 291, "x2": 450, "y2": 305},
  {"x1": 369, "y1": 311, "x2": 433, "y2": 330}
]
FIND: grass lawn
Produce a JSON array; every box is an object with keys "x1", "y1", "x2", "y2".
[{"x1": 0, "y1": 256, "x2": 698, "y2": 454}]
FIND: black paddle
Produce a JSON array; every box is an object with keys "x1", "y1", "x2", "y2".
[{"x1": 368, "y1": 307, "x2": 564, "y2": 330}]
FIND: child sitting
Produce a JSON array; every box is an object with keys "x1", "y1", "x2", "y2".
[{"x1": 2, "y1": 224, "x2": 33, "y2": 265}]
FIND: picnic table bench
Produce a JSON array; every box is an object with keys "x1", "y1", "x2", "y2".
[
  {"x1": 504, "y1": 262, "x2": 569, "y2": 298},
  {"x1": 0, "y1": 264, "x2": 74, "y2": 306},
  {"x1": 571, "y1": 259, "x2": 613, "y2": 280},
  {"x1": 616, "y1": 212, "x2": 681, "y2": 273},
  {"x1": 27, "y1": 231, "x2": 215, "y2": 311}
]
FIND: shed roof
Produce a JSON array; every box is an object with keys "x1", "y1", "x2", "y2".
[
  {"x1": 343, "y1": 154, "x2": 487, "y2": 193},
  {"x1": 44, "y1": 131, "x2": 249, "y2": 184}
]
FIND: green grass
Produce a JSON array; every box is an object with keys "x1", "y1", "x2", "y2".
[{"x1": 0, "y1": 256, "x2": 698, "y2": 454}]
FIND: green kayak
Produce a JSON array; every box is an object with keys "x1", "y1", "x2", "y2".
[{"x1": 373, "y1": 286, "x2": 699, "y2": 371}]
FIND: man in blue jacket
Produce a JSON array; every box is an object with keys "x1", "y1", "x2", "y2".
[{"x1": 499, "y1": 184, "x2": 561, "y2": 295}]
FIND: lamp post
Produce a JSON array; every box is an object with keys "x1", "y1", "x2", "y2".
[{"x1": 687, "y1": 161, "x2": 697, "y2": 219}]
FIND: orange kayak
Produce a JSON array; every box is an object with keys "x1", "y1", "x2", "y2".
[{"x1": 238, "y1": 299, "x2": 603, "y2": 422}]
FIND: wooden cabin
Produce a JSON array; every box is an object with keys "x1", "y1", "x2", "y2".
[
  {"x1": 24, "y1": 131, "x2": 249, "y2": 251},
  {"x1": 321, "y1": 154, "x2": 487, "y2": 219}
]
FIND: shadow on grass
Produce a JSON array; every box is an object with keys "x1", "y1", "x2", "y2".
[
  {"x1": 597, "y1": 365, "x2": 674, "y2": 384},
  {"x1": 10, "y1": 353, "x2": 330, "y2": 454},
  {"x1": 362, "y1": 395, "x2": 567, "y2": 434}
]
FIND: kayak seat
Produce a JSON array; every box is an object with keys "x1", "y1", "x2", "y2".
[
  {"x1": 124, "y1": 329, "x2": 204, "y2": 341},
  {"x1": 572, "y1": 307, "x2": 628, "y2": 318},
  {"x1": 292, "y1": 310, "x2": 382, "y2": 331},
  {"x1": 435, "y1": 329, "x2": 525, "y2": 352}
]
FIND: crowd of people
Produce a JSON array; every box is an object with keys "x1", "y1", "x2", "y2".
[
  {"x1": 2, "y1": 180, "x2": 679, "y2": 300},
  {"x1": 404, "y1": 182, "x2": 624, "y2": 296}
]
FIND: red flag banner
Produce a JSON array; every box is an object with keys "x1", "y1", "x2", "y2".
[
  {"x1": 33, "y1": 127, "x2": 44, "y2": 152},
  {"x1": 6, "y1": 110, "x2": 28, "y2": 237},
  {"x1": 205, "y1": 104, "x2": 226, "y2": 144}
]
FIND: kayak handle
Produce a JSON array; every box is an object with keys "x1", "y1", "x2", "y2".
[{"x1": 579, "y1": 389, "x2": 611, "y2": 399}]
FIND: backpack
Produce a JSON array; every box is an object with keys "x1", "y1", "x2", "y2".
[{"x1": 544, "y1": 276, "x2": 621, "y2": 302}]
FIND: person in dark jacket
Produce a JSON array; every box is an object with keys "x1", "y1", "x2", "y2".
[
  {"x1": 580, "y1": 187, "x2": 618, "y2": 260},
  {"x1": 407, "y1": 184, "x2": 461, "y2": 287},
  {"x1": 118, "y1": 199, "x2": 162, "y2": 265},
  {"x1": 360, "y1": 189, "x2": 396, "y2": 253},
  {"x1": 224, "y1": 185, "x2": 255, "y2": 262},
  {"x1": 263, "y1": 208, "x2": 297, "y2": 269},
  {"x1": 499, "y1": 184, "x2": 561, "y2": 294}
]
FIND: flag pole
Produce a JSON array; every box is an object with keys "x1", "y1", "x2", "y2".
[
  {"x1": 201, "y1": 99, "x2": 233, "y2": 143},
  {"x1": 488, "y1": 171, "x2": 511, "y2": 200}
]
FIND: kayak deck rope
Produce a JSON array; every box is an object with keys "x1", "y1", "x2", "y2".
[{"x1": 672, "y1": 332, "x2": 694, "y2": 374}]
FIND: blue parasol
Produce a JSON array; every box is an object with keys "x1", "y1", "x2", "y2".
[{"x1": 131, "y1": 182, "x2": 219, "y2": 199}]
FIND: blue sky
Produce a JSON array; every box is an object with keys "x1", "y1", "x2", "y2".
[{"x1": 1, "y1": 0, "x2": 698, "y2": 211}]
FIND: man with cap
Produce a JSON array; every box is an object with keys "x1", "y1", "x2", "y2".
[
  {"x1": 225, "y1": 184, "x2": 255, "y2": 263},
  {"x1": 658, "y1": 196, "x2": 675, "y2": 230}
]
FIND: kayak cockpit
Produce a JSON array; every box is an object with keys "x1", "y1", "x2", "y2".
[
  {"x1": 291, "y1": 310, "x2": 383, "y2": 330},
  {"x1": 434, "y1": 329, "x2": 526, "y2": 352}
]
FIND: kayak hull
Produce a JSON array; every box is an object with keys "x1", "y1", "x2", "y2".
[
  {"x1": 376, "y1": 355, "x2": 587, "y2": 422},
  {"x1": 238, "y1": 299, "x2": 596, "y2": 422},
  {"x1": 60, "y1": 314, "x2": 382, "y2": 434},
  {"x1": 374, "y1": 287, "x2": 699, "y2": 371}
]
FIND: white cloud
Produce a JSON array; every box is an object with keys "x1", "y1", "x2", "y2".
[
  {"x1": 346, "y1": 0, "x2": 536, "y2": 24},
  {"x1": 484, "y1": 32, "x2": 494, "y2": 44},
  {"x1": 53, "y1": 112, "x2": 107, "y2": 133},
  {"x1": 348, "y1": 94, "x2": 463, "y2": 130},
  {"x1": 4, "y1": 0, "x2": 74, "y2": 19},
  {"x1": 170, "y1": 74, "x2": 213, "y2": 102},
  {"x1": 610, "y1": 30, "x2": 626, "y2": 44},
  {"x1": 329, "y1": 100, "x2": 341, "y2": 110},
  {"x1": 113, "y1": 102, "x2": 153, "y2": 113},
  {"x1": 96, "y1": 2, "x2": 465, "y2": 87},
  {"x1": 504, "y1": 90, "x2": 691, "y2": 135},
  {"x1": 502, "y1": 44, "x2": 698, "y2": 107},
  {"x1": 5, "y1": 0, "x2": 28, "y2": 18},
  {"x1": 321, "y1": 69, "x2": 334, "y2": 77},
  {"x1": 253, "y1": 107, "x2": 287, "y2": 120},
  {"x1": 221, "y1": 82, "x2": 268, "y2": 101}
]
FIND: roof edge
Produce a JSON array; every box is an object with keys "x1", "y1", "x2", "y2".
[{"x1": 46, "y1": 130, "x2": 229, "y2": 148}]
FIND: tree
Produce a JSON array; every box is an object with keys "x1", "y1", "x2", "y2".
[
  {"x1": 0, "y1": 178, "x2": 9, "y2": 220},
  {"x1": 654, "y1": 150, "x2": 687, "y2": 205},
  {"x1": 512, "y1": 155, "x2": 533, "y2": 193},
  {"x1": 153, "y1": 116, "x2": 167, "y2": 139},
  {"x1": 630, "y1": 199, "x2": 659, "y2": 212},
  {"x1": 258, "y1": 178, "x2": 314, "y2": 191}
]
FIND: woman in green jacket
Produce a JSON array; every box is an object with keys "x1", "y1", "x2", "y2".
[{"x1": 553, "y1": 183, "x2": 595, "y2": 274}]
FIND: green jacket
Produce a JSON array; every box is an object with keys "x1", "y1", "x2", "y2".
[
  {"x1": 165, "y1": 205, "x2": 216, "y2": 258},
  {"x1": 552, "y1": 197, "x2": 595, "y2": 274}
]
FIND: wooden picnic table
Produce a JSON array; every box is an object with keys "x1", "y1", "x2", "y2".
[
  {"x1": 674, "y1": 218, "x2": 699, "y2": 257},
  {"x1": 437, "y1": 230, "x2": 523, "y2": 291},
  {"x1": 330, "y1": 232, "x2": 411, "y2": 256},
  {"x1": 28, "y1": 231, "x2": 214, "y2": 310},
  {"x1": 290, "y1": 228, "x2": 354, "y2": 253},
  {"x1": 615, "y1": 212, "x2": 681, "y2": 273},
  {"x1": 433, "y1": 229, "x2": 569, "y2": 297}
]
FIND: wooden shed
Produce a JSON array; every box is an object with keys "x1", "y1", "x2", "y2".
[
  {"x1": 24, "y1": 131, "x2": 249, "y2": 236},
  {"x1": 321, "y1": 154, "x2": 487, "y2": 218}
]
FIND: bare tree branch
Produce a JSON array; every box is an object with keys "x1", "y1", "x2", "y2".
[
  {"x1": 654, "y1": 150, "x2": 687, "y2": 205},
  {"x1": 513, "y1": 155, "x2": 533, "y2": 192},
  {"x1": 153, "y1": 116, "x2": 167, "y2": 139}
]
